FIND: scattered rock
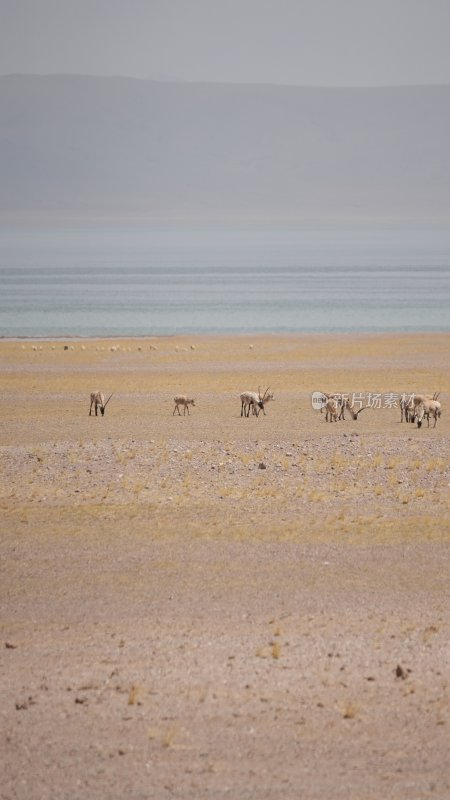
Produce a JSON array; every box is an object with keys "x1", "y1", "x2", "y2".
[{"x1": 15, "y1": 696, "x2": 36, "y2": 710}]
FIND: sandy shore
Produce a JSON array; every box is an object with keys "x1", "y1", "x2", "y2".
[{"x1": 1, "y1": 333, "x2": 449, "y2": 799}]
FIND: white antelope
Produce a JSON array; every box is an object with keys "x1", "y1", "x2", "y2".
[
  {"x1": 324, "y1": 397, "x2": 340, "y2": 422},
  {"x1": 411, "y1": 392, "x2": 440, "y2": 427},
  {"x1": 173, "y1": 395, "x2": 196, "y2": 416},
  {"x1": 401, "y1": 392, "x2": 439, "y2": 423},
  {"x1": 240, "y1": 387, "x2": 274, "y2": 417},
  {"x1": 415, "y1": 397, "x2": 442, "y2": 429},
  {"x1": 89, "y1": 391, "x2": 113, "y2": 416}
]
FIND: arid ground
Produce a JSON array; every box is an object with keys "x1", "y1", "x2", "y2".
[{"x1": 1, "y1": 333, "x2": 449, "y2": 799}]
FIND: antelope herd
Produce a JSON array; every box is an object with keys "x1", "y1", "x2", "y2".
[
  {"x1": 321, "y1": 393, "x2": 369, "y2": 423},
  {"x1": 319, "y1": 391, "x2": 441, "y2": 428},
  {"x1": 88, "y1": 387, "x2": 442, "y2": 429}
]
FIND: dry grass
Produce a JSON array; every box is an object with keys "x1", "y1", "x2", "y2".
[{"x1": 1, "y1": 334, "x2": 450, "y2": 800}]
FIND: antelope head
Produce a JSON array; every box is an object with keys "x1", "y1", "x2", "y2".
[
  {"x1": 348, "y1": 405, "x2": 369, "y2": 421},
  {"x1": 258, "y1": 386, "x2": 274, "y2": 411},
  {"x1": 101, "y1": 393, "x2": 114, "y2": 416}
]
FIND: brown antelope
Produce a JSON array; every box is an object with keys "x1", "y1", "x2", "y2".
[{"x1": 173, "y1": 395, "x2": 196, "y2": 416}]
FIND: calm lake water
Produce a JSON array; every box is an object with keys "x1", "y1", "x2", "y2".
[{"x1": 1, "y1": 223, "x2": 449, "y2": 336}]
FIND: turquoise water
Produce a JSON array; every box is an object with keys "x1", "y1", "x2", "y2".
[{"x1": 0, "y1": 223, "x2": 449, "y2": 336}]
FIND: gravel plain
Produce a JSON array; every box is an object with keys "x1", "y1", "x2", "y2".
[{"x1": 1, "y1": 333, "x2": 449, "y2": 799}]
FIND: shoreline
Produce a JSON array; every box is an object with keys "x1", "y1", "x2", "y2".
[{"x1": 1, "y1": 329, "x2": 450, "y2": 341}]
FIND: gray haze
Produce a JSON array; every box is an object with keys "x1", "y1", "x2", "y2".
[
  {"x1": 1, "y1": 0, "x2": 450, "y2": 87},
  {"x1": 1, "y1": 75, "x2": 449, "y2": 222}
]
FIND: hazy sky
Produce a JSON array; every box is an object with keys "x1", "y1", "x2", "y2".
[{"x1": 1, "y1": 0, "x2": 450, "y2": 87}]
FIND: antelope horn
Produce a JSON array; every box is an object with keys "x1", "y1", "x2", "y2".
[
  {"x1": 355, "y1": 406, "x2": 369, "y2": 417},
  {"x1": 433, "y1": 392, "x2": 440, "y2": 400},
  {"x1": 103, "y1": 393, "x2": 114, "y2": 408},
  {"x1": 261, "y1": 386, "x2": 271, "y2": 401}
]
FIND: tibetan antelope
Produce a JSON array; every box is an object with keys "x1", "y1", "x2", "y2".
[
  {"x1": 410, "y1": 393, "x2": 440, "y2": 426},
  {"x1": 414, "y1": 395, "x2": 441, "y2": 428},
  {"x1": 319, "y1": 392, "x2": 345, "y2": 416},
  {"x1": 322, "y1": 395, "x2": 368, "y2": 422},
  {"x1": 401, "y1": 393, "x2": 439, "y2": 423},
  {"x1": 319, "y1": 393, "x2": 367, "y2": 421},
  {"x1": 240, "y1": 387, "x2": 274, "y2": 417},
  {"x1": 173, "y1": 395, "x2": 195, "y2": 416},
  {"x1": 324, "y1": 397, "x2": 340, "y2": 422},
  {"x1": 89, "y1": 392, "x2": 113, "y2": 416},
  {"x1": 340, "y1": 399, "x2": 369, "y2": 421},
  {"x1": 400, "y1": 395, "x2": 415, "y2": 423}
]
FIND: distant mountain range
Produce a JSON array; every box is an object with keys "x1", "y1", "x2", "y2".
[{"x1": 1, "y1": 74, "x2": 449, "y2": 221}]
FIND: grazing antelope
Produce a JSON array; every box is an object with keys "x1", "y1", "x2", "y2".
[
  {"x1": 401, "y1": 392, "x2": 439, "y2": 423},
  {"x1": 323, "y1": 396, "x2": 368, "y2": 422},
  {"x1": 341, "y1": 399, "x2": 369, "y2": 421},
  {"x1": 319, "y1": 393, "x2": 367, "y2": 421},
  {"x1": 415, "y1": 397, "x2": 442, "y2": 428},
  {"x1": 173, "y1": 395, "x2": 195, "y2": 416},
  {"x1": 240, "y1": 387, "x2": 274, "y2": 417},
  {"x1": 89, "y1": 392, "x2": 113, "y2": 416},
  {"x1": 412, "y1": 392, "x2": 440, "y2": 427},
  {"x1": 240, "y1": 391, "x2": 261, "y2": 417}
]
